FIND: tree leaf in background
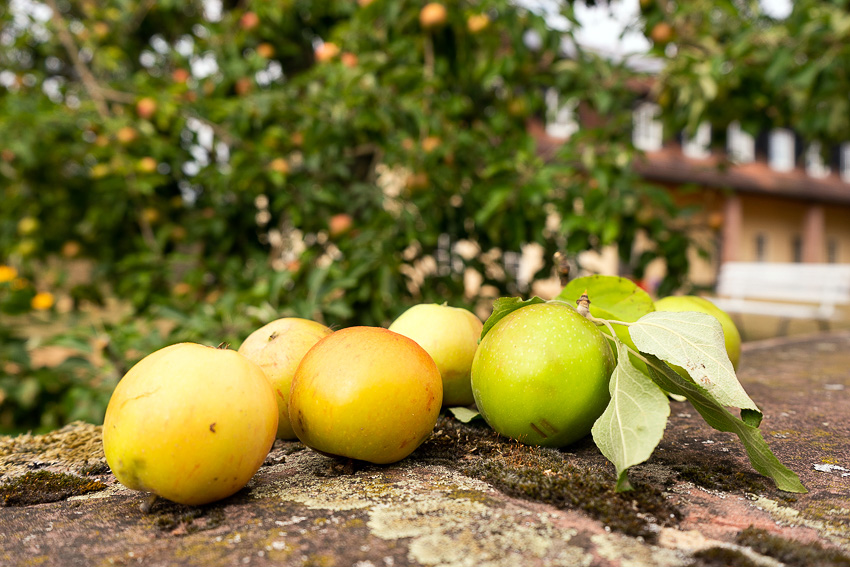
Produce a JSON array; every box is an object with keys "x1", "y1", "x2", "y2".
[{"x1": 592, "y1": 340, "x2": 670, "y2": 492}]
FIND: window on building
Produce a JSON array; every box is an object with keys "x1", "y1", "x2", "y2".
[
  {"x1": 828, "y1": 238, "x2": 838, "y2": 263},
  {"x1": 544, "y1": 88, "x2": 579, "y2": 140},
  {"x1": 768, "y1": 128, "x2": 795, "y2": 172},
  {"x1": 841, "y1": 143, "x2": 850, "y2": 183},
  {"x1": 632, "y1": 102, "x2": 663, "y2": 152},
  {"x1": 727, "y1": 121, "x2": 755, "y2": 164},
  {"x1": 792, "y1": 235, "x2": 803, "y2": 263},
  {"x1": 683, "y1": 122, "x2": 711, "y2": 159},
  {"x1": 805, "y1": 142, "x2": 830, "y2": 179},
  {"x1": 755, "y1": 233, "x2": 767, "y2": 262}
]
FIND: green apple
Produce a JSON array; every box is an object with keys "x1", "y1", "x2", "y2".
[
  {"x1": 654, "y1": 295, "x2": 741, "y2": 369},
  {"x1": 103, "y1": 343, "x2": 278, "y2": 506},
  {"x1": 238, "y1": 317, "x2": 333, "y2": 439},
  {"x1": 289, "y1": 327, "x2": 443, "y2": 464},
  {"x1": 388, "y1": 303, "x2": 483, "y2": 406},
  {"x1": 471, "y1": 303, "x2": 615, "y2": 447}
]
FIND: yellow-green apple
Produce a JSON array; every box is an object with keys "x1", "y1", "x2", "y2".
[
  {"x1": 102, "y1": 343, "x2": 278, "y2": 506},
  {"x1": 389, "y1": 303, "x2": 482, "y2": 406},
  {"x1": 256, "y1": 43, "x2": 275, "y2": 59},
  {"x1": 238, "y1": 317, "x2": 333, "y2": 439},
  {"x1": 137, "y1": 157, "x2": 158, "y2": 174},
  {"x1": 17, "y1": 217, "x2": 39, "y2": 235},
  {"x1": 116, "y1": 126, "x2": 138, "y2": 145},
  {"x1": 289, "y1": 327, "x2": 442, "y2": 464},
  {"x1": 419, "y1": 3, "x2": 448, "y2": 29},
  {"x1": 268, "y1": 157, "x2": 290, "y2": 175},
  {"x1": 467, "y1": 14, "x2": 489, "y2": 34},
  {"x1": 471, "y1": 303, "x2": 614, "y2": 447},
  {"x1": 654, "y1": 295, "x2": 742, "y2": 369}
]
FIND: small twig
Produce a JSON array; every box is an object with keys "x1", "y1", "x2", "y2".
[
  {"x1": 420, "y1": 34, "x2": 435, "y2": 142},
  {"x1": 139, "y1": 493, "x2": 158, "y2": 514},
  {"x1": 45, "y1": 0, "x2": 110, "y2": 118},
  {"x1": 100, "y1": 88, "x2": 137, "y2": 104}
]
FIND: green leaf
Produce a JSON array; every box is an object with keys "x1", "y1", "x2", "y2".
[
  {"x1": 629, "y1": 311, "x2": 759, "y2": 416},
  {"x1": 592, "y1": 340, "x2": 670, "y2": 492},
  {"x1": 558, "y1": 275, "x2": 655, "y2": 323},
  {"x1": 559, "y1": 275, "x2": 655, "y2": 372},
  {"x1": 643, "y1": 354, "x2": 807, "y2": 494},
  {"x1": 447, "y1": 406, "x2": 482, "y2": 423},
  {"x1": 479, "y1": 296, "x2": 546, "y2": 341}
]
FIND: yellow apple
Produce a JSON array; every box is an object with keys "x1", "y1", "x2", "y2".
[
  {"x1": 650, "y1": 22, "x2": 673, "y2": 44},
  {"x1": 116, "y1": 126, "x2": 138, "y2": 145},
  {"x1": 388, "y1": 304, "x2": 482, "y2": 406},
  {"x1": 268, "y1": 157, "x2": 290, "y2": 175},
  {"x1": 467, "y1": 14, "x2": 490, "y2": 34},
  {"x1": 137, "y1": 157, "x2": 158, "y2": 174},
  {"x1": 289, "y1": 327, "x2": 442, "y2": 464},
  {"x1": 238, "y1": 318, "x2": 333, "y2": 439},
  {"x1": 421, "y1": 136, "x2": 441, "y2": 153},
  {"x1": 256, "y1": 43, "x2": 275, "y2": 59},
  {"x1": 102, "y1": 343, "x2": 278, "y2": 506},
  {"x1": 420, "y1": 3, "x2": 448, "y2": 30}
]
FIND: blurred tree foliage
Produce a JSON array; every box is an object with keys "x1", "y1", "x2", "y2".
[
  {"x1": 643, "y1": 0, "x2": 850, "y2": 144},
  {"x1": 0, "y1": 0, "x2": 708, "y2": 431}
]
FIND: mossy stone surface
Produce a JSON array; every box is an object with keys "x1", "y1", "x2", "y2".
[{"x1": 0, "y1": 332, "x2": 849, "y2": 566}]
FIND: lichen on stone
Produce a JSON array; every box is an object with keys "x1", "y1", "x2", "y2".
[{"x1": 751, "y1": 495, "x2": 850, "y2": 549}]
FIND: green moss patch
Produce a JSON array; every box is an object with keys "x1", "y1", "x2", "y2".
[
  {"x1": 416, "y1": 415, "x2": 680, "y2": 542},
  {"x1": 736, "y1": 526, "x2": 850, "y2": 567},
  {"x1": 149, "y1": 503, "x2": 227, "y2": 536},
  {"x1": 0, "y1": 470, "x2": 106, "y2": 506},
  {"x1": 670, "y1": 461, "x2": 769, "y2": 494},
  {"x1": 691, "y1": 547, "x2": 759, "y2": 567}
]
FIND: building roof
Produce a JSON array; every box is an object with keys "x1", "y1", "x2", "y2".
[
  {"x1": 529, "y1": 118, "x2": 850, "y2": 207},
  {"x1": 635, "y1": 146, "x2": 850, "y2": 206}
]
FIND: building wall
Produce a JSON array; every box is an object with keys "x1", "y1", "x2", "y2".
[
  {"x1": 633, "y1": 189, "x2": 850, "y2": 296},
  {"x1": 736, "y1": 195, "x2": 806, "y2": 263},
  {"x1": 825, "y1": 207, "x2": 850, "y2": 264}
]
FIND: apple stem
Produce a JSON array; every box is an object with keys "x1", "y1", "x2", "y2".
[
  {"x1": 594, "y1": 319, "x2": 669, "y2": 376},
  {"x1": 586, "y1": 314, "x2": 633, "y2": 327},
  {"x1": 575, "y1": 290, "x2": 591, "y2": 317},
  {"x1": 139, "y1": 493, "x2": 158, "y2": 514}
]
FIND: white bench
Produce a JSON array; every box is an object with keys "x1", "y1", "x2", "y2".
[{"x1": 708, "y1": 262, "x2": 850, "y2": 336}]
